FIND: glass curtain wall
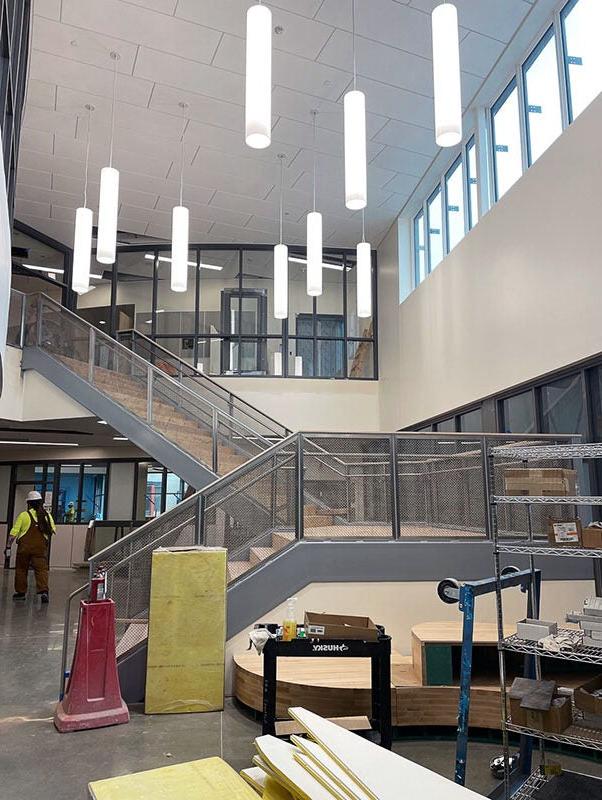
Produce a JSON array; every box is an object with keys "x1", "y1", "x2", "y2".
[{"x1": 76, "y1": 244, "x2": 377, "y2": 380}]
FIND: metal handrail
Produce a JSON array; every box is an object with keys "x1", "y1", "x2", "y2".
[
  {"x1": 29, "y1": 292, "x2": 274, "y2": 457},
  {"x1": 117, "y1": 328, "x2": 290, "y2": 439},
  {"x1": 59, "y1": 582, "x2": 89, "y2": 699}
]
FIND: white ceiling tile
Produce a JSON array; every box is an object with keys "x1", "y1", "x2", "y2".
[
  {"x1": 372, "y1": 118, "x2": 438, "y2": 157},
  {"x1": 317, "y1": 0, "x2": 434, "y2": 59},
  {"x1": 26, "y1": 79, "x2": 56, "y2": 110},
  {"x1": 271, "y1": 85, "x2": 388, "y2": 139},
  {"x1": 186, "y1": 163, "x2": 274, "y2": 200},
  {"x1": 290, "y1": 148, "x2": 396, "y2": 189},
  {"x1": 209, "y1": 190, "x2": 307, "y2": 223},
  {"x1": 116, "y1": 217, "x2": 152, "y2": 236},
  {"x1": 149, "y1": 84, "x2": 243, "y2": 133},
  {"x1": 359, "y1": 76, "x2": 434, "y2": 128},
  {"x1": 318, "y1": 29, "x2": 434, "y2": 97},
  {"x1": 459, "y1": 32, "x2": 507, "y2": 79},
  {"x1": 189, "y1": 146, "x2": 302, "y2": 190},
  {"x1": 410, "y1": 0, "x2": 532, "y2": 43},
  {"x1": 461, "y1": 71, "x2": 484, "y2": 106},
  {"x1": 270, "y1": 116, "x2": 383, "y2": 162},
  {"x1": 134, "y1": 46, "x2": 244, "y2": 105},
  {"x1": 50, "y1": 203, "x2": 82, "y2": 222},
  {"x1": 121, "y1": 0, "x2": 178, "y2": 13},
  {"x1": 185, "y1": 120, "x2": 299, "y2": 164},
  {"x1": 209, "y1": 222, "x2": 272, "y2": 244},
  {"x1": 32, "y1": 17, "x2": 139, "y2": 75},
  {"x1": 53, "y1": 134, "x2": 173, "y2": 178},
  {"x1": 34, "y1": 0, "x2": 62, "y2": 20},
  {"x1": 19, "y1": 128, "x2": 55, "y2": 156},
  {"x1": 381, "y1": 171, "x2": 421, "y2": 196},
  {"x1": 30, "y1": 51, "x2": 154, "y2": 107},
  {"x1": 17, "y1": 167, "x2": 53, "y2": 190},
  {"x1": 15, "y1": 199, "x2": 52, "y2": 219},
  {"x1": 16, "y1": 216, "x2": 74, "y2": 246},
  {"x1": 154, "y1": 195, "x2": 251, "y2": 228},
  {"x1": 51, "y1": 172, "x2": 90, "y2": 195},
  {"x1": 243, "y1": 215, "x2": 308, "y2": 240},
  {"x1": 369, "y1": 145, "x2": 432, "y2": 177},
  {"x1": 61, "y1": 0, "x2": 222, "y2": 63},
  {"x1": 23, "y1": 106, "x2": 78, "y2": 138},
  {"x1": 176, "y1": 0, "x2": 334, "y2": 60},
  {"x1": 213, "y1": 33, "x2": 350, "y2": 101}
]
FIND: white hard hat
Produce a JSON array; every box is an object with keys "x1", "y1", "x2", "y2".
[{"x1": 27, "y1": 490, "x2": 43, "y2": 502}]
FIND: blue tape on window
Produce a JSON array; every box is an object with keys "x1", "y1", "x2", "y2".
[
  {"x1": 495, "y1": 144, "x2": 509, "y2": 153},
  {"x1": 528, "y1": 105, "x2": 542, "y2": 114},
  {"x1": 567, "y1": 55, "x2": 583, "y2": 65}
]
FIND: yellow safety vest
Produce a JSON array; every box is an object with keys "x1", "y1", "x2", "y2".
[{"x1": 10, "y1": 509, "x2": 57, "y2": 541}]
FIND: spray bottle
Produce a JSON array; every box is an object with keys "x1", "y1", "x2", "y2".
[{"x1": 282, "y1": 597, "x2": 298, "y2": 641}]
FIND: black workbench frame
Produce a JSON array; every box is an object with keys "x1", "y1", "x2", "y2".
[{"x1": 261, "y1": 633, "x2": 393, "y2": 749}]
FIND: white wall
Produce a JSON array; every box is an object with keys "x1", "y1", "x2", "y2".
[
  {"x1": 381, "y1": 92, "x2": 602, "y2": 429},
  {"x1": 0, "y1": 346, "x2": 91, "y2": 422},
  {"x1": 377, "y1": 220, "x2": 402, "y2": 431},
  {"x1": 219, "y1": 377, "x2": 381, "y2": 432}
]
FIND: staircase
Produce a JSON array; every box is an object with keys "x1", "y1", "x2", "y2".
[{"x1": 21, "y1": 293, "x2": 278, "y2": 489}]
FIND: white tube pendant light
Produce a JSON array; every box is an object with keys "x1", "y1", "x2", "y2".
[
  {"x1": 432, "y1": 2, "x2": 462, "y2": 147},
  {"x1": 356, "y1": 211, "x2": 372, "y2": 319},
  {"x1": 245, "y1": 2, "x2": 272, "y2": 149},
  {"x1": 97, "y1": 51, "x2": 120, "y2": 264},
  {"x1": 274, "y1": 153, "x2": 288, "y2": 319},
  {"x1": 72, "y1": 104, "x2": 94, "y2": 295},
  {"x1": 306, "y1": 110, "x2": 322, "y2": 297},
  {"x1": 344, "y1": 0, "x2": 367, "y2": 210},
  {"x1": 171, "y1": 125, "x2": 189, "y2": 293}
]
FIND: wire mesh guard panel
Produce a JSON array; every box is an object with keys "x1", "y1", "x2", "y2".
[
  {"x1": 91, "y1": 496, "x2": 198, "y2": 645},
  {"x1": 302, "y1": 436, "x2": 393, "y2": 539},
  {"x1": 203, "y1": 444, "x2": 296, "y2": 562},
  {"x1": 33, "y1": 299, "x2": 90, "y2": 368},
  {"x1": 491, "y1": 438, "x2": 582, "y2": 539},
  {"x1": 396, "y1": 436, "x2": 487, "y2": 539}
]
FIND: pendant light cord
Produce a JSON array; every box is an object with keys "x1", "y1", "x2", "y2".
[
  {"x1": 278, "y1": 155, "x2": 284, "y2": 245},
  {"x1": 311, "y1": 110, "x2": 317, "y2": 212},
  {"x1": 109, "y1": 53, "x2": 118, "y2": 168},
  {"x1": 352, "y1": 0, "x2": 357, "y2": 90},
  {"x1": 83, "y1": 105, "x2": 92, "y2": 209},
  {"x1": 179, "y1": 136, "x2": 184, "y2": 207},
  {"x1": 361, "y1": 208, "x2": 365, "y2": 244}
]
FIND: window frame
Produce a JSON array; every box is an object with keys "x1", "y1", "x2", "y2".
[
  {"x1": 426, "y1": 184, "x2": 444, "y2": 274},
  {"x1": 491, "y1": 78, "x2": 523, "y2": 201},
  {"x1": 413, "y1": 209, "x2": 427, "y2": 287},
  {"x1": 444, "y1": 154, "x2": 466, "y2": 253}
]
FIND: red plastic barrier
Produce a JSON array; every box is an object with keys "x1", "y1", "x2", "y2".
[{"x1": 54, "y1": 598, "x2": 130, "y2": 733}]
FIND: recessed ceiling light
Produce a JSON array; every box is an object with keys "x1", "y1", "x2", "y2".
[
  {"x1": 23, "y1": 264, "x2": 64, "y2": 275},
  {"x1": 113, "y1": 436, "x2": 128, "y2": 441},
  {"x1": 0, "y1": 440, "x2": 79, "y2": 446},
  {"x1": 144, "y1": 254, "x2": 223, "y2": 271},
  {"x1": 99, "y1": 321, "x2": 106, "y2": 325},
  {"x1": 288, "y1": 256, "x2": 349, "y2": 272},
  {"x1": 97, "y1": 420, "x2": 108, "y2": 425}
]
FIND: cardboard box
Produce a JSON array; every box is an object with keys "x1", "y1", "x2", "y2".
[
  {"x1": 582, "y1": 526, "x2": 602, "y2": 549},
  {"x1": 509, "y1": 694, "x2": 572, "y2": 734},
  {"x1": 304, "y1": 612, "x2": 380, "y2": 641},
  {"x1": 504, "y1": 468, "x2": 577, "y2": 497},
  {"x1": 574, "y1": 675, "x2": 602, "y2": 716},
  {"x1": 516, "y1": 618, "x2": 558, "y2": 641},
  {"x1": 547, "y1": 517, "x2": 582, "y2": 547}
]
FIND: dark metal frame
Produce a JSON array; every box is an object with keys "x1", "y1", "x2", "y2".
[
  {"x1": 465, "y1": 136, "x2": 478, "y2": 230},
  {"x1": 13, "y1": 219, "x2": 74, "y2": 307},
  {"x1": 100, "y1": 242, "x2": 378, "y2": 381},
  {"x1": 261, "y1": 631, "x2": 392, "y2": 749}
]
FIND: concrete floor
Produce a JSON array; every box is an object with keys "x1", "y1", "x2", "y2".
[{"x1": 2, "y1": 569, "x2": 602, "y2": 799}]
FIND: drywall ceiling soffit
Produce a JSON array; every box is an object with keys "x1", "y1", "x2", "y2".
[{"x1": 18, "y1": 0, "x2": 537, "y2": 248}]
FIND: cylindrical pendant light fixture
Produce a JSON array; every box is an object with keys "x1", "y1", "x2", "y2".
[
  {"x1": 306, "y1": 110, "x2": 322, "y2": 297},
  {"x1": 171, "y1": 129, "x2": 189, "y2": 293},
  {"x1": 274, "y1": 154, "x2": 288, "y2": 319},
  {"x1": 344, "y1": 90, "x2": 367, "y2": 210},
  {"x1": 273, "y1": 351, "x2": 282, "y2": 376},
  {"x1": 72, "y1": 104, "x2": 94, "y2": 295},
  {"x1": 97, "y1": 52, "x2": 120, "y2": 264},
  {"x1": 245, "y1": 2, "x2": 272, "y2": 149},
  {"x1": 344, "y1": 0, "x2": 367, "y2": 210},
  {"x1": 432, "y1": 3, "x2": 462, "y2": 147},
  {"x1": 357, "y1": 214, "x2": 372, "y2": 318}
]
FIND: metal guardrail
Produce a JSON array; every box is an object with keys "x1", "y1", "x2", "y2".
[
  {"x1": 25, "y1": 292, "x2": 275, "y2": 473},
  {"x1": 117, "y1": 328, "x2": 290, "y2": 441}
]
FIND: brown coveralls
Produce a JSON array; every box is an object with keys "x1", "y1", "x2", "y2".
[{"x1": 15, "y1": 512, "x2": 50, "y2": 594}]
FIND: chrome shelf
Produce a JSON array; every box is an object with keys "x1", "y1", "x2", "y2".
[
  {"x1": 491, "y1": 444, "x2": 602, "y2": 460},
  {"x1": 501, "y1": 629, "x2": 602, "y2": 665},
  {"x1": 511, "y1": 772, "x2": 549, "y2": 799},
  {"x1": 507, "y1": 709, "x2": 602, "y2": 752},
  {"x1": 493, "y1": 495, "x2": 602, "y2": 505},
  {"x1": 496, "y1": 542, "x2": 602, "y2": 558}
]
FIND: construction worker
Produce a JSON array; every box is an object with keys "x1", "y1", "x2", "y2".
[
  {"x1": 64, "y1": 501, "x2": 76, "y2": 524},
  {"x1": 7, "y1": 491, "x2": 56, "y2": 602}
]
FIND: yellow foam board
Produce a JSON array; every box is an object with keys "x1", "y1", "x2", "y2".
[
  {"x1": 241, "y1": 766, "x2": 268, "y2": 795},
  {"x1": 145, "y1": 547, "x2": 227, "y2": 714},
  {"x1": 88, "y1": 756, "x2": 258, "y2": 799},
  {"x1": 264, "y1": 776, "x2": 295, "y2": 800}
]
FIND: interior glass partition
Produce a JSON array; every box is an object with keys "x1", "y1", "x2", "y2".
[{"x1": 76, "y1": 244, "x2": 377, "y2": 380}]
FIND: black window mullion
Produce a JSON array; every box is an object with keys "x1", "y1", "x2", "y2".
[
  {"x1": 342, "y1": 253, "x2": 348, "y2": 379},
  {"x1": 76, "y1": 464, "x2": 84, "y2": 525},
  {"x1": 194, "y1": 248, "x2": 200, "y2": 369}
]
